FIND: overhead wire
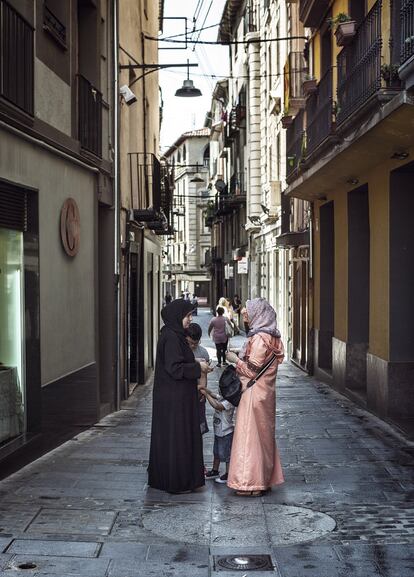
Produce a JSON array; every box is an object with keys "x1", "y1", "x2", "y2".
[{"x1": 147, "y1": 34, "x2": 308, "y2": 45}]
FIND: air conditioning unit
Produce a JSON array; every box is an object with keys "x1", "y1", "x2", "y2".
[{"x1": 269, "y1": 181, "x2": 282, "y2": 212}]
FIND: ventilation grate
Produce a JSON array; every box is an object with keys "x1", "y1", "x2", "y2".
[{"x1": 0, "y1": 185, "x2": 27, "y2": 231}]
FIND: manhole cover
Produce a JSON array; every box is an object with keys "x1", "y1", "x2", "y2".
[
  {"x1": 141, "y1": 503, "x2": 336, "y2": 545},
  {"x1": 215, "y1": 555, "x2": 274, "y2": 571}
]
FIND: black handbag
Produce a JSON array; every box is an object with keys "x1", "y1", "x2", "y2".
[{"x1": 219, "y1": 352, "x2": 277, "y2": 407}]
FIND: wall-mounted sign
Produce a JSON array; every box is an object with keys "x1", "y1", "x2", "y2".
[
  {"x1": 60, "y1": 198, "x2": 80, "y2": 257},
  {"x1": 238, "y1": 257, "x2": 248, "y2": 274},
  {"x1": 224, "y1": 264, "x2": 234, "y2": 279}
]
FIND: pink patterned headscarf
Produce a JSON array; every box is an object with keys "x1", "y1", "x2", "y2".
[{"x1": 239, "y1": 298, "x2": 281, "y2": 359}]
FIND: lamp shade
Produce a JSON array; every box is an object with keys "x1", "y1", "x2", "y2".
[{"x1": 175, "y1": 78, "x2": 202, "y2": 97}]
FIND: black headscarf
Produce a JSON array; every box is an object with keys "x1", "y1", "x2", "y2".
[{"x1": 161, "y1": 298, "x2": 194, "y2": 336}]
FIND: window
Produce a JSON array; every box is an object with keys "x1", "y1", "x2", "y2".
[{"x1": 0, "y1": 0, "x2": 34, "y2": 114}]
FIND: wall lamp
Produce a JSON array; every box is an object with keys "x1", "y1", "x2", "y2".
[
  {"x1": 261, "y1": 204, "x2": 270, "y2": 215},
  {"x1": 120, "y1": 58, "x2": 201, "y2": 97},
  {"x1": 346, "y1": 177, "x2": 359, "y2": 186}
]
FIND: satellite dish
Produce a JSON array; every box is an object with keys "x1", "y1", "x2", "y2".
[{"x1": 214, "y1": 179, "x2": 227, "y2": 193}]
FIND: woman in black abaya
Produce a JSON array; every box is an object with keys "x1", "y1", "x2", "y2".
[{"x1": 148, "y1": 299, "x2": 211, "y2": 493}]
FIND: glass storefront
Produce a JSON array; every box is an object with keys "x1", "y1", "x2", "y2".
[{"x1": 0, "y1": 227, "x2": 25, "y2": 444}]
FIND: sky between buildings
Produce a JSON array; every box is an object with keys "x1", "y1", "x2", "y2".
[{"x1": 159, "y1": 0, "x2": 229, "y2": 153}]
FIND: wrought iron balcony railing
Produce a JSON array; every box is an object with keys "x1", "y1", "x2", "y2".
[
  {"x1": 336, "y1": 0, "x2": 382, "y2": 125},
  {"x1": 43, "y1": 4, "x2": 67, "y2": 48},
  {"x1": 401, "y1": 0, "x2": 414, "y2": 64},
  {"x1": 129, "y1": 152, "x2": 161, "y2": 219},
  {"x1": 306, "y1": 67, "x2": 334, "y2": 156},
  {"x1": 0, "y1": 0, "x2": 34, "y2": 114},
  {"x1": 78, "y1": 75, "x2": 102, "y2": 157},
  {"x1": 286, "y1": 108, "x2": 305, "y2": 179}
]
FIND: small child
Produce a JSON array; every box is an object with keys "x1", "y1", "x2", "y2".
[
  {"x1": 186, "y1": 323, "x2": 210, "y2": 435},
  {"x1": 202, "y1": 387, "x2": 235, "y2": 484}
]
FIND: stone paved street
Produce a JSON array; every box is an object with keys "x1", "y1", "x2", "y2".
[{"x1": 0, "y1": 309, "x2": 413, "y2": 576}]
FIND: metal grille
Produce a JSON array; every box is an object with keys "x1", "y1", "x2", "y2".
[
  {"x1": 306, "y1": 67, "x2": 333, "y2": 156},
  {"x1": 0, "y1": 183, "x2": 27, "y2": 231},
  {"x1": 337, "y1": 0, "x2": 382, "y2": 125},
  {"x1": 78, "y1": 74, "x2": 102, "y2": 157},
  {"x1": 214, "y1": 555, "x2": 274, "y2": 571},
  {"x1": 286, "y1": 108, "x2": 305, "y2": 179},
  {"x1": 401, "y1": 0, "x2": 414, "y2": 64},
  {"x1": 0, "y1": 0, "x2": 34, "y2": 114}
]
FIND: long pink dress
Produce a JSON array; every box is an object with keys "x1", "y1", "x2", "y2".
[{"x1": 227, "y1": 333, "x2": 284, "y2": 491}]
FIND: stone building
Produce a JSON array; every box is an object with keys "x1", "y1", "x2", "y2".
[{"x1": 163, "y1": 129, "x2": 211, "y2": 304}]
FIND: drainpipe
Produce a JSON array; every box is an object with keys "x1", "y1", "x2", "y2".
[
  {"x1": 246, "y1": 31, "x2": 261, "y2": 299},
  {"x1": 113, "y1": 0, "x2": 121, "y2": 410}
]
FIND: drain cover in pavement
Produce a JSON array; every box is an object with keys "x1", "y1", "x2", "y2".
[{"x1": 215, "y1": 555, "x2": 273, "y2": 571}]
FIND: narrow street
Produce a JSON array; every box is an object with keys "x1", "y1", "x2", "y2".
[{"x1": 0, "y1": 309, "x2": 413, "y2": 577}]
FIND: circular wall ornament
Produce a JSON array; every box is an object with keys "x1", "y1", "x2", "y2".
[{"x1": 60, "y1": 198, "x2": 80, "y2": 257}]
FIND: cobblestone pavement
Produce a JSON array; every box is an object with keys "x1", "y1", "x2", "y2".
[{"x1": 0, "y1": 308, "x2": 413, "y2": 576}]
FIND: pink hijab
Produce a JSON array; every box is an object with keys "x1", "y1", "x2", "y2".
[{"x1": 240, "y1": 298, "x2": 281, "y2": 359}]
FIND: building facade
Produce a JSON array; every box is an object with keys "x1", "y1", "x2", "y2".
[
  {"x1": 163, "y1": 129, "x2": 211, "y2": 304},
  {"x1": 0, "y1": 0, "x2": 115, "y2": 463},
  {"x1": 286, "y1": 0, "x2": 414, "y2": 434},
  {"x1": 118, "y1": 0, "x2": 169, "y2": 390}
]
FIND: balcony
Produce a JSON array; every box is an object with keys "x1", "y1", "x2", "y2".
[
  {"x1": 299, "y1": 0, "x2": 330, "y2": 28},
  {"x1": 285, "y1": 51, "x2": 307, "y2": 114},
  {"x1": 78, "y1": 75, "x2": 102, "y2": 157},
  {"x1": 336, "y1": 1, "x2": 382, "y2": 125},
  {"x1": 228, "y1": 104, "x2": 246, "y2": 137},
  {"x1": 286, "y1": 108, "x2": 305, "y2": 180},
  {"x1": 129, "y1": 153, "x2": 170, "y2": 232},
  {"x1": 306, "y1": 67, "x2": 334, "y2": 157},
  {"x1": 0, "y1": 0, "x2": 34, "y2": 115},
  {"x1": 399, "y1": 0, "x2": 414, "y2": 89}
]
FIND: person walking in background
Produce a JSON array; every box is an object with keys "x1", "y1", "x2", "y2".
[
  {"x1": 225, "y1": 298, "x2": 285, "y2": 496},
  {"x1": 208, "y1": 306, "x2": 231, "y2": 368},
  {"x1": 148, "y1": 299, "x2": 212, "y2": 494},
  {"x1": 164, "y1": 291, "x2": 172, "y2": 306},
  {"x1": 191, "y1": 294, "x2": 198, "y2": 315},
  {"x1": 231, "y1": 294, "x2": 242, "y2": 332}
]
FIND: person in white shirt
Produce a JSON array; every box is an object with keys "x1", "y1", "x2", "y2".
[{"x1": 201, "y1": 387, "x2": 235, "y2": 484}]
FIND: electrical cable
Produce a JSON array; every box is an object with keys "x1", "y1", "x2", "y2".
[
  {"x1": 148, "y1": 34, "x2": 308, "y2": 45},
  {"x1": 160, "y1": 21, "x2": 219, "y2": 40}
]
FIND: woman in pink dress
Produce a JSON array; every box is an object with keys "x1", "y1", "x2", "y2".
[{"x1": 226, "y1": 298, "x2": 284, "y2": 496}]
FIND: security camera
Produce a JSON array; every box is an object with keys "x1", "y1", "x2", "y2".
[{"x1": 120, "y1": 85, "x2": 137, "y2": 105}]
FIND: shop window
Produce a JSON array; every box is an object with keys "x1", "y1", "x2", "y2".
[{"x1": 0, "y1": 228, "x2": 25, "y2": 444}]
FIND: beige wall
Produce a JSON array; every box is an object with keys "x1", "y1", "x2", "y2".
[{"x1": 0, "y1": 129, "x2": 96, "y2": 384}]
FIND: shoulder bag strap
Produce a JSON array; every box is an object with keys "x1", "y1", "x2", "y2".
[{"x1": 246, "y1": 352, "x2": 277, "y2": 389}]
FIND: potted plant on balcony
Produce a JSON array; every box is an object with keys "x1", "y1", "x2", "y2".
[
  {"x1": 329, "y1": 13, "x2": 356, "y2": 47},
  {"x1": 281, "y1": 109, "x2": 293, "y2": 128},
  {"x1": 302, "y1": 74, "x2": 318, "y2": 97},
  {"x1": 380, "y1": 64, "x2": 401, "y2": 88}
]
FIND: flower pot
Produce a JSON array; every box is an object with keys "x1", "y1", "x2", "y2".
[
  {"x1": 335, "y1": 20, "x2": 357, "y2": 47},
  {"x1": 281, "y1": 115, "x2": 293, "y2": 128},
  {"x1": 302, "y1": 78, "x2": 318, "y2": 96}
]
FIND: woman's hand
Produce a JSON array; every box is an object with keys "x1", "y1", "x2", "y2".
[
  {"x1": 199, "y1": 360, "x2": 213, "y2": 374},
  {"x1": 226, "y1": 351, "x2": 239, "y2": 364}
]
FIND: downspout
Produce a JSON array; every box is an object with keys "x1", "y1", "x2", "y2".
[{"x1": 113, "y1": 0, "x2": 121, "y2": 410}]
